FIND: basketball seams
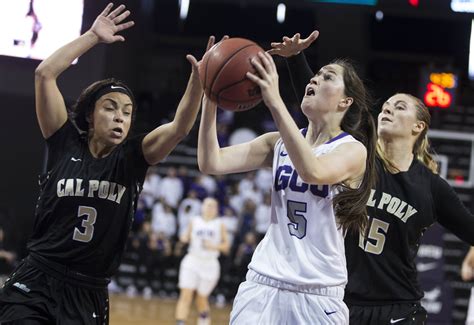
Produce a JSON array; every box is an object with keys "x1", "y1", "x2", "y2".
[
  {"x1": 200, "y1": 38, "x2": 263, "y2": 111},
  {"x1": 210, "y1": 43, "x2": 255, "y2": 102},
  {"x1": 215, "y1": 78, "x2": 260, "y2": 101},
  {"x1": 203, "y1": 41, "x2": 227, "y2": 95}
]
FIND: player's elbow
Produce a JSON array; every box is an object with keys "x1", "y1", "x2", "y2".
[
  {"x1": 298, "y1": 168, "x2": 323, "y2": 185},
  {"x1": 198, "y1": 161, "x2": 217, "y2": 175},
  {"x1": 35, "y1": 65, "x2": 56, "y2": 81}
]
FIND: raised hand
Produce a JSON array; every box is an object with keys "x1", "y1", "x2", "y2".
[
  {"x1": 267, "y1": 30, "x2": 319, "y2": 58},
  {"x1": 187, "y1": 35, "x2": 230, "y2": 75},
  {"x1": 90, "y1": 3, "x2": 135, "y2": 43},
  {"x1": 246, "y1": 52, "x2": 283, "y2": 110}
]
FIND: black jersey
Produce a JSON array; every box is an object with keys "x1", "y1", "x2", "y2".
[
  {"x1": 345, "y1": 158, "x2": 474, "y2": 304},
  {"x1": 27, "y1": 120, "x2": 149, "y2": 277},
  {"x1": 286, "y1": 52, "x2": 474, "y2": 304}
]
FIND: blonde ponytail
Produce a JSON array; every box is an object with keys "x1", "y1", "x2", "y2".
[{"x1": 414, "y1": 134, "x2": 438, "y2": 174}]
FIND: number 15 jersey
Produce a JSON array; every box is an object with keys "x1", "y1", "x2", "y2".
[
  {"x1": 28, "y1": 120, "x2": 149, "y2": 277},
  {"x1": 248, "y1": 130, "x2": 361, "y2": 288}
]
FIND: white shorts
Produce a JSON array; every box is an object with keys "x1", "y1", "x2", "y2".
[
  {"x1": 230, "y1": 270, "x2": 349, "y2": 325},
  {"x1": 178, "y1": 254, "x2": 220, "y2": 296}
]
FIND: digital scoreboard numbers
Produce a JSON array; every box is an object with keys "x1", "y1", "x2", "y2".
[{"x1": 420, "y1": 70, "x2": 458, "y2": 109}]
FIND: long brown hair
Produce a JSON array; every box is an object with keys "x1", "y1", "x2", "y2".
[
  {"x1": 377, "y1": 93, "x2": 438, "y2": 174},
  {"x1": 331, "y1": 59, "x2": 377, "y2": 234}
]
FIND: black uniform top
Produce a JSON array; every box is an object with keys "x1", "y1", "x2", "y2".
[
  {"x1": 286, "y1": 52, "x2": 474, "y2": 304},
  {"x1": 346, "y1": 158, "x2": 474, "y2": 304},
  {"x1": 28, "y1": 120, "x2": 149, "y2": 278}
]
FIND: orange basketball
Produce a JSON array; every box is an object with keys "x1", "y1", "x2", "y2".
[{"x1": 198, "y1": 38, "x2": 263, "y2": 112}]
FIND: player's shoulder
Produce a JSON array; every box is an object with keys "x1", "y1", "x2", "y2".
[{"x1": 409, "y1": 159, "x2": 439, "y2": 181}]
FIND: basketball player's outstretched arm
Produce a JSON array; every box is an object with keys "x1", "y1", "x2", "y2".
[
  {"x1": 34, "y1": 3, "x2": 134, "y2": 139},
  {"x1": 461, "y1": 247, "x2": 474, "y2": 281},
  {"x1": 268, "y1": 31, "x2": 318, "y2": 102},
  {"x1": 142, "y1": 36, "x2": 224, "y2": 165},
  {"x1": 433, "y1": 176, "x2": 474, "y2": 245},
  {"x1": 247, "y1": 52, "x2": 366, "y2": 186},
  {"x1": 198, "y1": 96, "x2": 279, "y2": 175}
]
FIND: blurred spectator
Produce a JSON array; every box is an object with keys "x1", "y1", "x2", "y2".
[
  {"x1": 189, "y1": 175, "x2": 208, "y2": 201},
  {"x1": 160, "y1": 167, "x2": 184, "y2": 209},
  {"x1": 214, "y1": 175, "x2": 228, "y2": 208},
  {"x1": 132, "y1": 198, "x2": 147, "y2": 233},
  {"x1": 234, "y1": 232, "x2": 257, "y2": 281},
  {"x1": 200, "y1": 174, "x2": 217, "y2": 197},
  {"x1": 229, "y1": 183, "x2": 244, "y2": 215},
  {"x1": 255, "y1": 168, "x2": 273, "y2": 194},
  {"x1": 254, "y1": 193, "x2": 271, "y2": 242},
  {"x1": 152, "y1": 203, "x2": 177, "y2": 239},
  {"x1": 237, "y1": 199, "x2": 256, "y2": 241},
  {"x1": 140, "y1": 167, "x2": 161, "y2": 210},
  {"x1": 240, "y1": 183, "x2": 262, "y2": 206},
  {"x1": 177, "y1": 190, "x2": 202, "y2": 237},
  {"x1": 220, "y1": 207, "x2": 239, "y2": 249},
  {"x1": 238, "y1": 172, "x2": 255, "y2": 196},
  {"x1": 217, "y1": 123, "x2": 230, "y2": 147},
  {"x1": 178, "y1": 166, "x2": 192, "y2": 196},
  {"x1": 216, "y1": 108, "x2": 234, "y2": 126}
]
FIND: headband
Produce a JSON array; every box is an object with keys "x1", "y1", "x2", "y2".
[{"x1": 92, "y1": 84, "x2": 133, "y2": 104}]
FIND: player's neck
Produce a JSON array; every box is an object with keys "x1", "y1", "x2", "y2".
[
  {"x1": 202, "y1": 215, "x2": 215, "y2": 221},
  {"x1": 378, "y1": 138, "x2": 414, "y2": 172},
  {"x1": 307, "y1": 122, "x2": 343, "y2": 147},
  {"x1": 88, "y1": 136, "x2": 114, "y2": 158}
]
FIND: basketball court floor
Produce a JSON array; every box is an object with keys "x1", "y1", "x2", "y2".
[{"x1": 110, "y1": 294, "x2": 231, "y2": 325}]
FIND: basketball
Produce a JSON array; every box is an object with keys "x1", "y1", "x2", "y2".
[{"x1": 198, "y1": 38, "x2": 264, "y2": 112}]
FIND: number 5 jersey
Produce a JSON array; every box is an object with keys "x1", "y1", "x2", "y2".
[{"x1": 248, "y1": 130, "x2": 361, "y2": 288}]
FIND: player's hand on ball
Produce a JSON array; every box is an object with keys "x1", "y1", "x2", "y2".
[
  {"x1": 90, "y1": 3, "x2": 134, "y2": 44},
  {"x1": 246, "y1": 52, "x2": 283, "y2": 110},
  {"x1": 187, "y1": 35, "x2": 230, "y2": 78},
  {"x1": 267, "y1": 31, "x2": 319, "y2": 58}
]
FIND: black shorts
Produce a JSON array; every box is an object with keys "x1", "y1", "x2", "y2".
[
  {"x1": 347, "y1": 302, "x2": 427, "y2": 325},
  {"x1": 0, "y1": 254, "x2": 109, "y2": 325}
]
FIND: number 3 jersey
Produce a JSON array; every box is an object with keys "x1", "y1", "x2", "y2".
[
  {"x1": 28, "y1": 120, "x2": 149, "y2": 277},
  {"x1": 248, "y1": 130, "x2": 361, "y2": 288}
]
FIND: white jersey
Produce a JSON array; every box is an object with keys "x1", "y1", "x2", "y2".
[
  {"x1": 249, "y1": 131, "x2": 361, "y2": 288},
  {"x1": 188, "y1": 216, "x2": 222, "y2": 260}
]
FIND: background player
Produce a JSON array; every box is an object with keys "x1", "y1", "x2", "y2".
[
  {"x1": 275, "y1": 31, "x2": 474, "y2": 324},
  {"x1": 0, "y1": 3, "x2": 216, "y2": 324},
  {"x1": 175, "y1": 197, "x2": 230, "y2": 325}
]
